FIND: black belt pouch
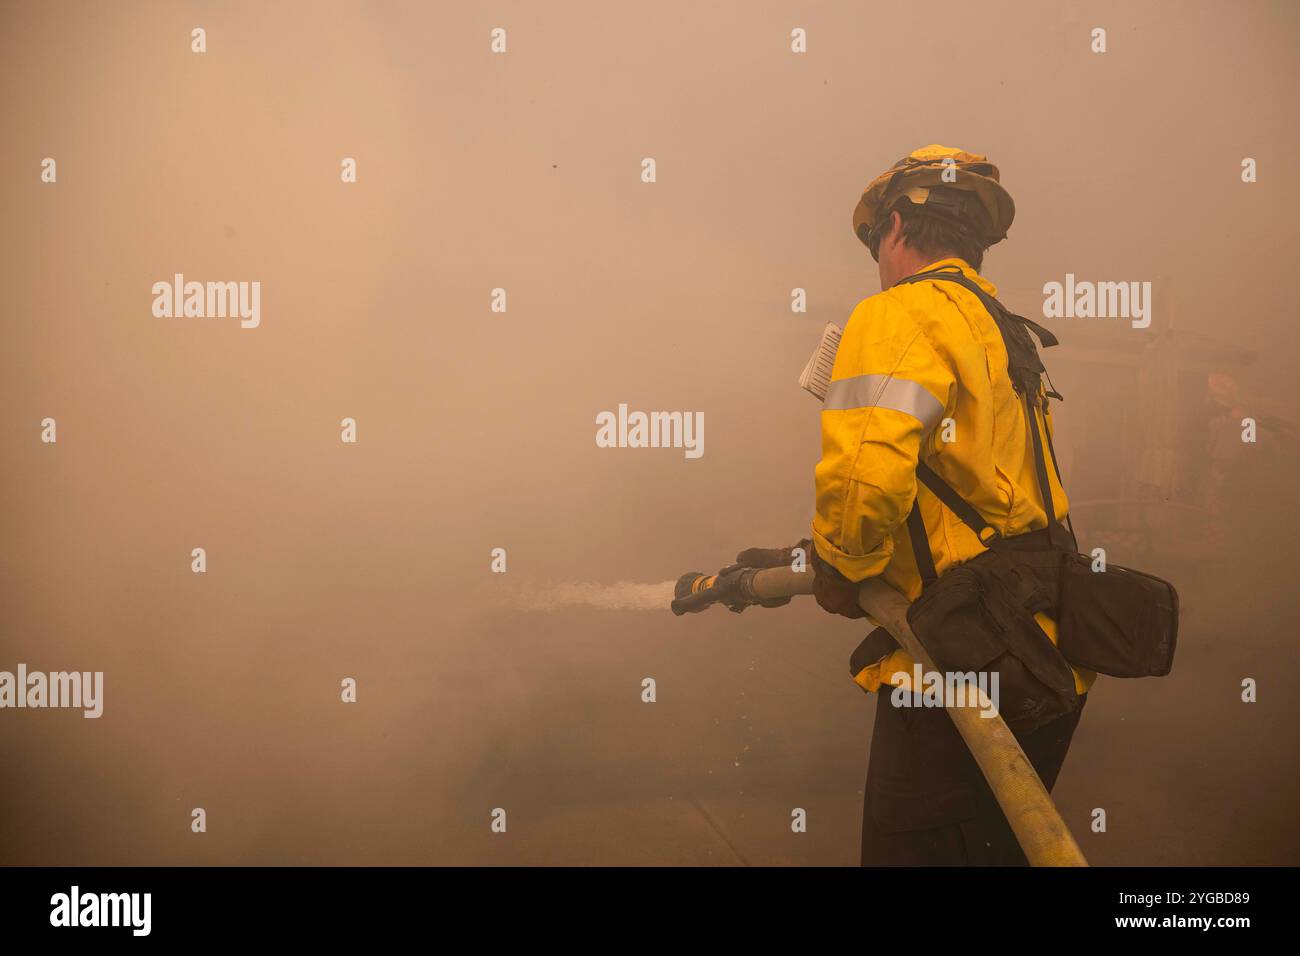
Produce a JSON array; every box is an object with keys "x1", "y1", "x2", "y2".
[
  {"x1": 905, "y1": 551, "x2": 1079, "y2": 735},
  {"x1": 1057, "y1": 555, "x2": 1179, "y2": 677}
]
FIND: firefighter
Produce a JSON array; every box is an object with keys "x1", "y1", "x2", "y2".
[{"x1": 812, "y1": 145, "x2": 1094, "y2": 866}]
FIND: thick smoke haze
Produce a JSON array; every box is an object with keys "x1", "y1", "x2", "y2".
[{"x1": 2, "y1": 0, "x2": 1297, "y2": 865}]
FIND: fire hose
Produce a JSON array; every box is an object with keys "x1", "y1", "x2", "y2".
[{"x1": 672, "y1": 564, "x2": 1087, "y2": 867}]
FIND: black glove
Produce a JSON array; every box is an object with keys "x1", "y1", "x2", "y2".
[
  {"x1": 811, "y1": 548, "x2": 867, "y2": 619},
  {"x1": 672, "y1": 540, "x2": 813, "y2": 615},
  {"x1": 707, "y1": 565, "x2": 764, "y2": 613},
  {"x1": 734, "y1": 538, "x2": 813, "y2": 570},
  {"x1": 727, "y1": 538, "x2": 815, "y2": 610}
]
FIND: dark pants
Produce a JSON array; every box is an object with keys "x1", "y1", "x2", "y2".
[{"x1": 860, "y1": 687, "x2": 1086, "y2": 866}]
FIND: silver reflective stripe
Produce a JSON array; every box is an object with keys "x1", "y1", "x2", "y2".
[{"x1": 822, "y1": 373, "x2": 944, "y2": 430}]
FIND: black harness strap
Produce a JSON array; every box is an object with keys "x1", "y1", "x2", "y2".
[
  {"x1": 916, "y1": 461, "x2": 999, "y2": 543},
  {"x1": 1024, "y1": 392, "x2": 1075, "y2": 550},
  {"x1": 893, "y1": 266, "x2": 1075, "y2": 582},
  {"x1": 1042, "y1": 406, "x2": 1078, "y2": 540},
  {"x1": 897, "y1": 266, "x2": 1059, "y2": 349},
  {"x1": 906, "y1": 501, "x2": 940, "y2": 586}
]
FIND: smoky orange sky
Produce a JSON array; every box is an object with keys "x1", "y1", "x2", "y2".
[{"x1": 2, "y1": 0, "x2": 1297, "y2": 865}]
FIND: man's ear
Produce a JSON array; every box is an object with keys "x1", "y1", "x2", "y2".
[{"x1": 883, "y1": 209, "x2": 903, "y2": 250}]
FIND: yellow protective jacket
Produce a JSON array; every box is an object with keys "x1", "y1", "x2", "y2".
[{"x1": 811, "y1": 258, "x2": 1095, "y2": 696}]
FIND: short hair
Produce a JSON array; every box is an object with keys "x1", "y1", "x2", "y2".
[{"x1": 880, "y1": 201, "x2": 989, "y2": 271}]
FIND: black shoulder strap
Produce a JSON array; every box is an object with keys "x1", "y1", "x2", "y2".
[
  {"x1": 896, "y1": 266, "x2": 1058, "y2": 398},
  {"x1": 906, "y1": 505, "x2": 940, "y2": 586},
  {"x1": 917, "y1": 461, "x2": 998, "y2": 541},
  {"x1": 895, "y1": 267, "x2": 1074, "y2": 578},
  {"x1": 897, "y1": 266, "x2": 1060, "y2": 351},
  {"x1": 907, "y1": 462, "x2": 998, "y2": 587},
  {"x1": 1023, "y1": 392, "x2": 1075, "y2": 550}
]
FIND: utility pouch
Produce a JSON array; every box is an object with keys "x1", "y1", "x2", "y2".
[
  {"x1": 905, "y1": 550, "x2": 1079, "y2": 735},
  {"x1": 1058, "y1": 555, "x2": 1179, "y2": 678}
]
